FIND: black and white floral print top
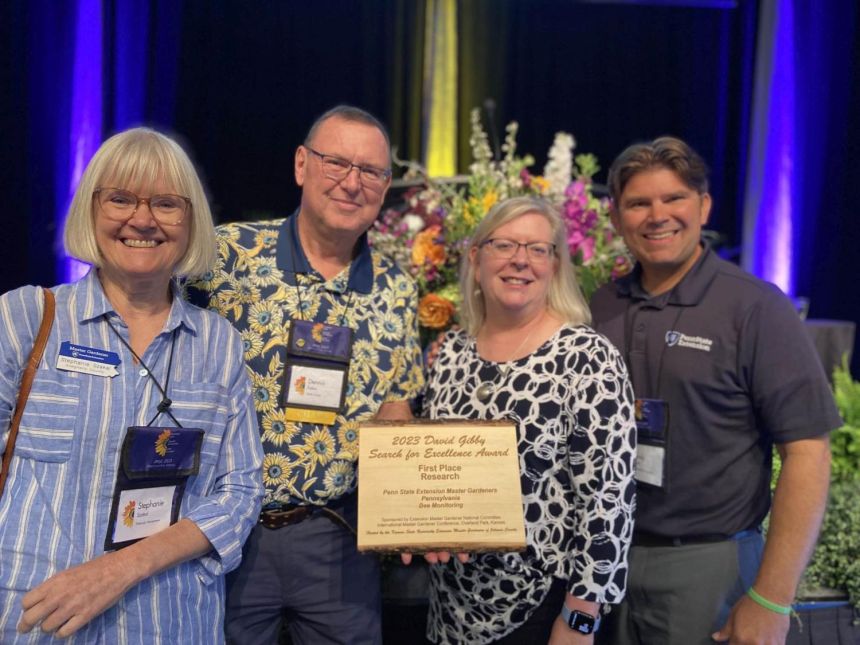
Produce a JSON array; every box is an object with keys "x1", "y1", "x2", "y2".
[{"x1": 423, "y1": 324, "x2": 636, "y2": 644}]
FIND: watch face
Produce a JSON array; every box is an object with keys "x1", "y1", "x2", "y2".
[{"x1": 569, "y1": 610, "x2": 596, "y2": 634}]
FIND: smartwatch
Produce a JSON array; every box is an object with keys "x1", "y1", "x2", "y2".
[{"x1": 560, "y1": 605, "x2": 601, "y2": 635}]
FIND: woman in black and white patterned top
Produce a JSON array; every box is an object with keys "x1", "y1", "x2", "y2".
[{"x1": 422, "y1": 197, "x2": 636, "y2": 644}]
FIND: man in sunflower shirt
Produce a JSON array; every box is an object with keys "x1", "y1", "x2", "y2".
[{"x1": 188, "y1": 105, "x2": 424, "y2": 644}]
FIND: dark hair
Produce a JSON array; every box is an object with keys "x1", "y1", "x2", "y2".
[
  {"x1": 304, "y1": 105, "x2": 391, "y2": 153},
  {"x1": 607, "y1": 136, "x2": 710, "y2": 205}
]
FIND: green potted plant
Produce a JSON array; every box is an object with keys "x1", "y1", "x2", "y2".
[
  {"x1": 786, "y1": 357, "x2": 860, "y2": 643},
  {"x1": 799, "y1": 359, "x2": 860, "y2": 605}
]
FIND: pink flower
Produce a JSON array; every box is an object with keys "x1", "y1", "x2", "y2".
[
  {"x1": 611, "y1": 255, "x2": 633, "y2": 279},
  {"x1": 581, "y1": 237, "x2": 596, "y2": 262},
  {"x1": 520, "y1": 169, "x2": 533, "y2": 188},
  {"x1": 568, "y1": 234, "x2": 595, "y2": 263},
  {"x1": 565, "y1": 179, "x2": 587, "y2": 200}
]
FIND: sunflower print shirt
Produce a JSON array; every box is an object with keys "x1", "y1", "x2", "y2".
[{"x1": 187, "y1": 214, "x2": 424, "y2": 507}]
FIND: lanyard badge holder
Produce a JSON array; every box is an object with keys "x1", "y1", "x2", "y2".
[
  {"x1": 104, "y1": 426, "x2": 204, "y2": 550},
  {"x1": 283, "y1": 319, "x2": 353, "y2": 426},
  {"x1": 633, "y1": 398, "x2": 669, "y2": 489}
]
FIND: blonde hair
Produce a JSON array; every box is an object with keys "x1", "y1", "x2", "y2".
[
  {"x1": 63, "y1": 127, "x2": 216, "y2": 278},
  {"x1": 458, "y1": 196, "x2": 591, "y2": 335}
]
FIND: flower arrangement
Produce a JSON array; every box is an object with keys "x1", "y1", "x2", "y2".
[{"x1": 370, "y1": 108, "x2": 632, "y2": 337}]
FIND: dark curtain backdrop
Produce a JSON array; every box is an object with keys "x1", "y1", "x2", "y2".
[
  {"x1": 173, "y1": 0, "x2": 426, "y2": 222},
  {"x1": 2, "y1": 0, "x2": 858, "y2": 371},
  {"x1": 103, "y1": 0, "x2": 184, "y2": 134},
  {"x1": 173, "y1": 0, "x2": 754, "y2": 246},
  {"x1": 471, "y1": 0, "x2": 757, "y2": 252},
  {"x1": 3, "y1": 0, "x2": 80, "y2": 293},
  {"x1": 792, "y1": 3, "x2": 860, "y2": 331},
  {"x1": 1, "y1": 0, "x2": 31, "y2": 290}
]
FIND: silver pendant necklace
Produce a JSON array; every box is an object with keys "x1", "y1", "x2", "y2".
[
  {"x1": 474, "y1": 323, "x2": 538, "y2": 403},
  {"x1": 475, "y1": 362, "x2": 515, "y2": 403}
]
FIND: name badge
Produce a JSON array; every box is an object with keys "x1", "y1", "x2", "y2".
[
  {"x1": 110, "y1": 485, "x2": 177, "y2": 545},
  {"x1": 122, "y1": 426, "x2": 203, "y2": 478},
  {"x1": 105, "y1": 426, "x2": 204, "y2": 551},
  {"x1": 57, "y1": 341, "x2": 120, "y2": 377},
  {"x1": 288, "y1": 320, "x2": 352, "y2": 361},
  {"x1": 283, "y1": 320, "x2": 353, "y2": 426},
  {"x1": 634, "y1": 398, "x2": 669, "y2": 489}
]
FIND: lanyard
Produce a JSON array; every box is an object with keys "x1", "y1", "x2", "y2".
[
  {"x1": 288, "y1": 226, "x2": 355, "y2": 326},
  {"x1": 622, "y1": 293, "x2": 684, "y2": 399},
  {"x1": 104, "y1": 315, "x2": 181, "y2": 427}
]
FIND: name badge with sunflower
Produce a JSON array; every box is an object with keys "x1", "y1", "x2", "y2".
[
  {"x1": 282, "y1": 319, "x2": 353, "y2": 426},
  {"x1": 104, "y1": 426, "x2": 204, "y2": 551}
]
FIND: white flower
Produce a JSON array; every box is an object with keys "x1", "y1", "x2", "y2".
[
  {"x1": 543, "y1": 132, "x2": 576, "y2": 199},
  {"x1": 403, "y1": 214, "x2": 426, "y2": 233}
]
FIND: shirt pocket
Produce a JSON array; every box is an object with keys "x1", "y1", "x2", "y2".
[
  {"x1": 14, "y1": 374, "x2": 81, "y2": 463},
  {"x1": 168, "y1": 381, "x2": 230, "y2": 494}
]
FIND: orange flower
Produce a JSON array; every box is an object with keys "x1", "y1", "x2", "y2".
[
  {"x1": 411, "y1": 225, "x2": 446, "y2": 267},
  {"x1": 531, "y1": 176, "x2": 550, "y2": 194},
  {"x1": 418, "y1": 294, "x2": 456, "y2": 329}
]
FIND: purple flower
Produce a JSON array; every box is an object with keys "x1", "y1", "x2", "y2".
[
  {"x1": 426, "y1": 206, "x2": 445, "y2": 228},
  {"x1": 567, "y1": 231, "x2": 595, "y2": 262},
  {"x1": 611, "y1": 255, "x2": 633, "y2": 279}
]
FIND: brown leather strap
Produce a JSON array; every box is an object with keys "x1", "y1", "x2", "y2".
[
  {"x1": 0, "y1": 289, "x2": 55, "y2": 500},
  {"x1": 320, "y1": 507, "x2": 357, "y2": 537},
  {"x1": 259, "y1": 506, "x2": 357, "y2": 536}
]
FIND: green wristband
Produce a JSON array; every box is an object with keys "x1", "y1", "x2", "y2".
[{"x1": 746, "y1": 587, "x2": 792, "y2": 615}]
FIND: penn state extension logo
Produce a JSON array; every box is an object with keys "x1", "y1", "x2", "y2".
[
  {"x1": 665, "y1": 330, "x2": 713, "y2": 352},
  {"x1": 155, "y1": 429, "x2": 172, "y2": 457}
]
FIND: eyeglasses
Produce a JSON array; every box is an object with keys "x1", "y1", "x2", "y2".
[
  {"x1": 94, "y1": 188, "x2": 190, "y2": 226},
  {"x1": 481, "y1": 238, "x2": 556, "y2": 262},
  {"x1": 305, "y1": 146, "x2": 392, "y2": 190}
]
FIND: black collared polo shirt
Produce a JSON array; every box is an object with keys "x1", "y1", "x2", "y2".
[{"x1": 591, "y1": 245, "x2": 842, "y2": 537}]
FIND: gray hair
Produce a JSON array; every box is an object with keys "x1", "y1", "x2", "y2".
[
  {"x1": 63, "y1": 127, "x2": 216, "y2": 278},
  {"x1": 304, "y1": 105, "x2": 391, "y2": 161}
]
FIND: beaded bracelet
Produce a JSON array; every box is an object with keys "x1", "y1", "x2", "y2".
[{"x1": 746, "y1": 587, "x2": 792, "y2": 615}]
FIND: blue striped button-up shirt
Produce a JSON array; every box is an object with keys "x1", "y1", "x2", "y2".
[{"x1": 0, "y1": 270, "x2": 263, "y2": 644}]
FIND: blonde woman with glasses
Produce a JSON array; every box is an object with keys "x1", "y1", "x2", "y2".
[{"x1": 421, "y1": 196, "x2": 636, "y2": 644}]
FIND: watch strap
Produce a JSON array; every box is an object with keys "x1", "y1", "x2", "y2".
[{"x1": 560, "y1": 605, "x2": 601, "y2": 635}]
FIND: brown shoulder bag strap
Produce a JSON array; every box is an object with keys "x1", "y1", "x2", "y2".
[{"x1": 0, "y1": 288, "x2": 55, "y2": 500}]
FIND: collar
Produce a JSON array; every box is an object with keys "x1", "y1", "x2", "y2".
[
  {"x1": 275, "y1": 210, "x2": 374, "y2": 294},
  {"x1": 616, "y1": 243, "x2": 719, "y2": 307},
  {"x1": 75, "y1": 268, "x2": 197, "y2": 335}
]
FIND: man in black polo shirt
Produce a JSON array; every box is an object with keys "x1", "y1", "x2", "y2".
[{"x1": 591, "y1": 136, "x2": 841, "y2": 645}]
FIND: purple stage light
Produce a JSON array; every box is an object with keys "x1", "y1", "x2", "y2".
[{"x1": 62, "y1": 0, "x2": 102, "y2": 283}]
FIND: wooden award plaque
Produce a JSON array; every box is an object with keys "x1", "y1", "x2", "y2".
[{"x1": 357, "y1": 420, "x2": 526, "y2": 553}]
